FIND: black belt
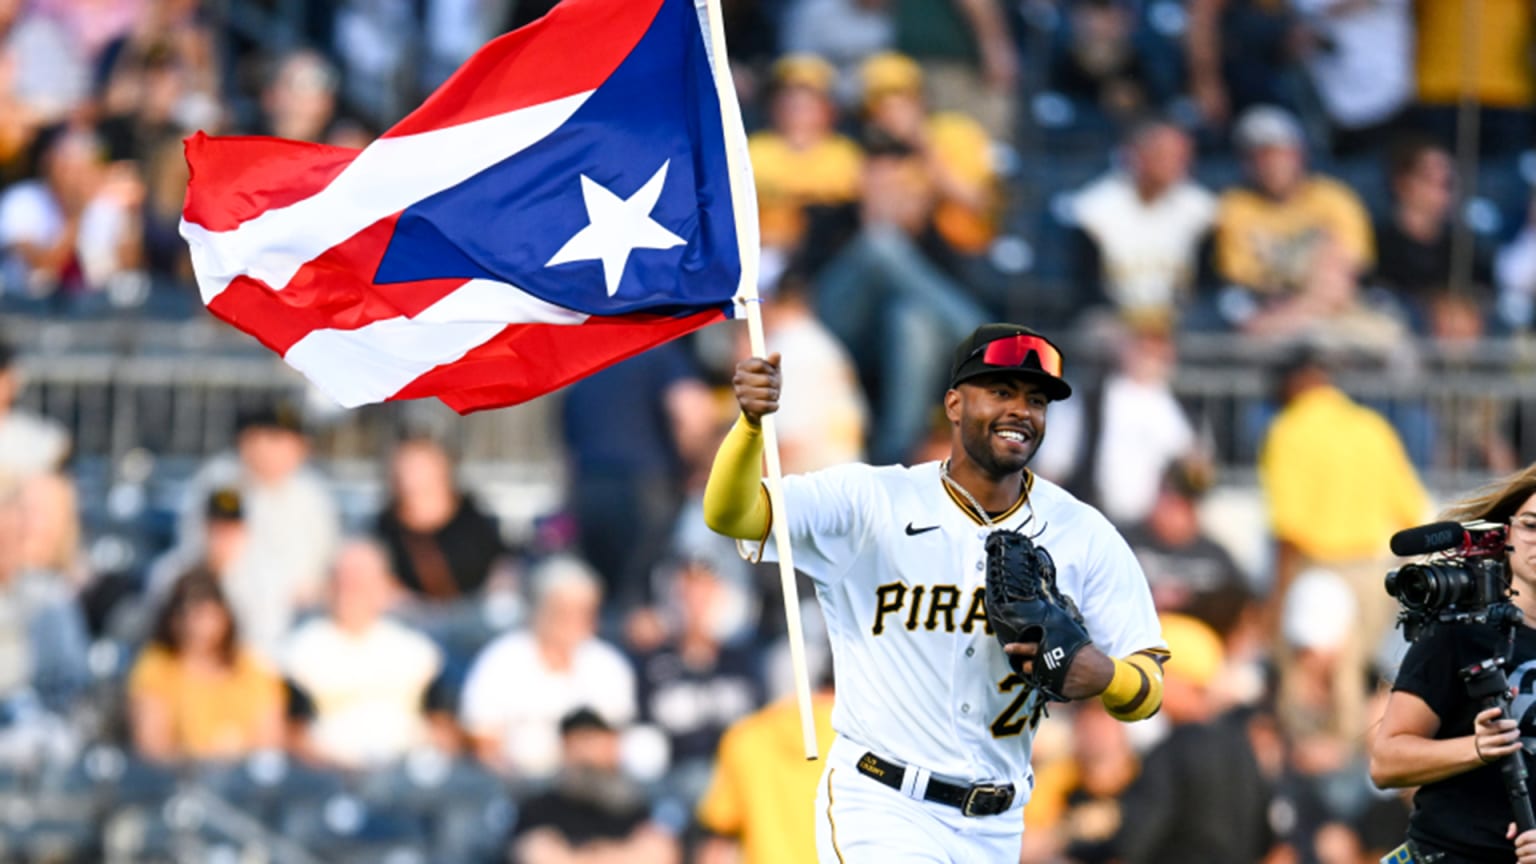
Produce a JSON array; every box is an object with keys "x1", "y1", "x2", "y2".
[{"x1": 855, "y1": 751, "x2": 1015, "y2": 817}]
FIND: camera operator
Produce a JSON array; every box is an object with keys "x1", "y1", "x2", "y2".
[{"x1": 1370, "y1": 465, "x2": 1536, "y2": 863}]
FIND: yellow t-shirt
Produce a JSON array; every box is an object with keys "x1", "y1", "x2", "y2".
[
  {"x1": 1259, "y1": 386, "x2": 1430, "y2": 561},
  {"x1": 748, "y1": 132, "x2": 863, "y2": 250},
  {"x1": 1215, "y1": 176, "x2": 1373, "y2": 295},
  {"x1": 1416, "y1": 0, "x2": 1535, "y2": 108},
  {"x1": 128, "y1": 646, "x2": 284, "y2": 760},
  {"x1": 926, "y1": 112, "x2": 997, "y2": 254},
  {"x1": 696, "y1": 694, "x2": 836, "y2": 864}
]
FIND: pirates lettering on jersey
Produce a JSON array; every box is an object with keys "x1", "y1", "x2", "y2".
[{"x1": 871, "y1": 583, "x2": 996, "y2": 637}]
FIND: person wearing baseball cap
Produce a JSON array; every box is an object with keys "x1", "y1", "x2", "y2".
[
  {"x1": 1212, "y1": 104, "x2": 1373, "y2": 308},
  {"x1": 948, "y1": 323, "x2": 1073, "y2": 401},
  {"x1": 747, "y1": 53, "x2": 863, "y2": 256},
  {"x1": 705, "y1": 322, "x2": 1169, "y2": 861}
]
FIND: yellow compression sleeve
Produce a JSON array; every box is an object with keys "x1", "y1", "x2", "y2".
[
  {"x1": 1101, "y1": 652, "x2": 1166, "y2": 722},
  {"x1": 702, "y1": 415, "x2": 772, "y2": 541}
]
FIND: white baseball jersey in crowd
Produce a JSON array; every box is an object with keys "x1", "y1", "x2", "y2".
[{"x1": 750, "y1": 459, "x2": 1164, "y2": 858}]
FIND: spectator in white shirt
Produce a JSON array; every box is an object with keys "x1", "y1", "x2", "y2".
[
  {"x1": 460, "y1": 555, "x2": 636, "y2": 781},
  {"x1": 178, "y1": 402, "x2": 340, "y2": 661},
  {"x1": 285, "y1": 539, "x2": 450, "y2": 770},
  {"x1": 1069, "y1": 120, "x2": 1217, "y2": 323}
]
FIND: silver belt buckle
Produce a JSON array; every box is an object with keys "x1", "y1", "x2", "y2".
[{"x1": 961, "y1": 783, "x2": 1013, "y2": 817}]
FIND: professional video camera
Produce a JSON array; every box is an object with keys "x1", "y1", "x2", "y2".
[
  {"x1": 1384, "y1": 519, "x2": 1535, "y2": 835},
  {"x1": 1386, "y1": 519, "x2": 1517, "y2": 643}
]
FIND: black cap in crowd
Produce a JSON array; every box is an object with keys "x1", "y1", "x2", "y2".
[
  {"x1": 949, "y1": 323, "x2": 1072, "y2": 401},
  {"x1": 235, "y1": 401, "x2": 305, "y2": 436},
  {"x1": 559, "y1": 707, "x2": 612, "y2": 736}
]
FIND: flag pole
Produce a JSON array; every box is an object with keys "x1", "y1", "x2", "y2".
[{"x1": 699, "y1": 0, "x2": 819, "y2": 761}]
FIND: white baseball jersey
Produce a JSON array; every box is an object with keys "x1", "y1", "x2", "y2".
[{"x1": 751, "y1": 460, "x2": 1164, "y2": 793}]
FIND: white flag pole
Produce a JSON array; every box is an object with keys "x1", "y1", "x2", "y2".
[{"x1": 698, "y1": 0, "x2": 819, "y2": 760}]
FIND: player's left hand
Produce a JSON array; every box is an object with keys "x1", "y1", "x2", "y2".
[
  {"x1": 1004, "y1": 640, "x2": 1115, "y2": 701},
  {"x1": 1508, "y1": 823, "x2": 1536, "y2": 864}
]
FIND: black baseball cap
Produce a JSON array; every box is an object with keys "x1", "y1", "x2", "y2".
[
  {"x1": 949, "y1": 323, "x2": 1072, "y2": 401},
  {"x1": 559, "y1": 707, "x2": 613, "y2": 736},
  {"x1": 235, "y1": 401, "x2": 304, "y2": 436}
]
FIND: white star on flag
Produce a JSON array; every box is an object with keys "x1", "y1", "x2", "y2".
[{"x1": 546, "y1": 160, "x2": 686, "y2": 296}]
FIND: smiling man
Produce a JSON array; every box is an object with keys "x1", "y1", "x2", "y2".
[{"x1": 703, "y1": 323, "x2": 1168, "y2": 862}]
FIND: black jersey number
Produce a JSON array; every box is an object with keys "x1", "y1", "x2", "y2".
[{"x1": 991, "y1": 673, "x2": 1046, "y2": 738}]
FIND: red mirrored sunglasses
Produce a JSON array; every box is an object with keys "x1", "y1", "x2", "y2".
[{"x1": 971, "y1": 334, "x2": 1063, "y2": 378}]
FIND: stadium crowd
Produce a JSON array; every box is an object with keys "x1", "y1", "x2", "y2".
[{"x1": 2, "y1": 0, "x2": 1536, "y2": 862}]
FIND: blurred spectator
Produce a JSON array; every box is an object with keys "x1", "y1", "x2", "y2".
[
  {"x1": 0, "y1": 339, "x2": 69, "y2": 477},
  {"x1": 0, "y1": 125, "x2": 144, "y2": 303},
  {"x1": 1035, "y1": 317, "x2": 1198, "y2": 526},
  {"x1": 1122, "y1": 463, "x2": 1253, "y2": 641},
  {"x1": 1420, "y1": 291, "x2": 1519, "y2": 477},
  {"x1": 561, "y1": 342, "x2": 715, "y2": 613},
  {"x1": 1211, "y1": 105, "x2": 1373, "y2": 322},
  {"x1": 179, "y1": 403, "x2": 340, "y2": 658},
  {"x1": 142, "y1": 488, "x2": 287, "y2": 666},
  {"x1": 1292, "y1": 0, "x2": 1412, "y2": 157},
  {"x1": 757, "y1": 270, "x2": 868, "y2": 474},
  {"x1": 747, "y1": 54, "x2": 864, "y2": 266},
  {"x1": 1411, "y1": 0, "x2": 1535, "y2": 157},
  {"x1": 1048, "y1": 0, "x2": 1172, "y2": 127},
  {"x1": 0, "y1": 475, "x2": 90, "y2": 719},
  {"x1": 374, "y1": 436, "x2": 505, "y2": 601},
  {"x1": 1022, "y1": 702, "x2": 1140, "y2": 864},
  {"x1": 858, "y1": 51, "x2": 998, "y2": 258},
  {"x1": 1068, "y1": 119, "x2": 1216, "y2": 321},
  {"x1": 1494, "y1": 194, "x2": 1536, "y2": 332},
  {"x1": 779, "y1": 0, "x2": 893, "y2": 107},
  {"x1": 890, "y1": 0, "x2": 1017, "y2": 144},
  {"x1": 695, "y1": 681, "x2": 836, "y2": 864},
  {"x1": 460, "y1": 556, "x2": 636, "y2": 781},
  {"x1": 32, "y1": 0, "x2": 143, "y2": 66},
  {"x1": 1371, "y1": 135, "x2": 1491, "y2": 328},
  {"x1": 1112, "y1": 613, "x2": 1284, "y2": 863},
  {"x1": 813, "y1": 146, "x2": 987, "y2": 464},
  {"x1": 127, "y1": 570, "x2": 284, "y2": 762},
  {"x1": 629, "y1": 558, "x2": 763, "y2": 806},
  {"x1": 333, "y1": 0, "x2": 415, "y2": 126},
  {"x1": 259, "y1": 49, "x2": 338, "y2": 143},
  {"x1": 284, "y1": 540, "x2": 452, "y2": 770},
  {"x1": 1276, "y1": 568, "x2": 1358, "y2": 765},
  {"x1": 1186, "y1": 0, "x2": 1301, "y2": 129},
  {"x1": 1258, "y1": 347, "x2": 1428, "y2": 742},
  {"x1": 0, "y1": 0, "x2": 88, "y2": 127},
  {"x1": 510, "y1": 707, "x2": 679, "y2": 864},
  {"x1": 0, "y1": 41, "x2": 39, "y2": 188}
]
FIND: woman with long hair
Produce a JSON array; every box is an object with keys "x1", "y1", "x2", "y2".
[
  {"x1": 127, "y1": 569, "x2": 283, "y2": 762},
  {"x1": 1371, "y1": 464, "x2": 1536, "y2": 863}
]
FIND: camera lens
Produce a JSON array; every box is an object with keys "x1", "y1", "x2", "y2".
[{"x1": 1393, "y1": 563, "x2": 1475, "y2": 610}]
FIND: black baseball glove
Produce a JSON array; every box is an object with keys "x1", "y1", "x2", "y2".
[{"x1": 984, "y1": 529, "x2": 1092, "y2": 702}]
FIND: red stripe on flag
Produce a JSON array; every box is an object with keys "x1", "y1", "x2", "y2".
[
  {"x1": 391, "y1": 308, "x2": 726, "y2": 413},
  {"x1": 384, "y1": 0, "x2": 665, "y2": 139},
  {"x1": 207, "y1": 213, "x2": 469, "y2": 354},
  {"x1": 182, "y1": 134, "x2": 358, "y2": 232}
]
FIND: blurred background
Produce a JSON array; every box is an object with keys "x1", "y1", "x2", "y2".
[{"x1": 1, "y1": 0, "x2": 1535, "y2": 862}]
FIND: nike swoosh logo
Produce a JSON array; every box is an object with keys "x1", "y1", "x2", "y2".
[{"x1": 905, "y1": 523, "x2": 940, "y2": 536}]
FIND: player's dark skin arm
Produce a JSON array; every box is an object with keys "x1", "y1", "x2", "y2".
[{"x1": 735, "y1": 356, "x2": 1115, "y2": 702}]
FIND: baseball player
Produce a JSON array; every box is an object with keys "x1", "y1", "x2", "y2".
[{"x1": 702, "y1": 323, "x2": 1168, "y2": 861}]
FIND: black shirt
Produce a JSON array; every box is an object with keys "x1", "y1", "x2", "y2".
[
  {"x1": 1393, "y1": 620, "x2": 1536, "y2": 861},
  {"x1": 1122, "y1": 525, "x2": 1251, "y2": 637},
  {"x1": 632, "y1": 639, "x2": 763, "y2": 765},
  {"x1": 1113, "y1": 710, "x2": 1277, "y2": 864},
  {"x1": 375, "y1": 495, "x2": 504, "y2": 599}
]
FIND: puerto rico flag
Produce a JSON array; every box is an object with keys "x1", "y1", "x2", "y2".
[{"x1": 180, "y1": 0, "x2": 757, "y2": 412}]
